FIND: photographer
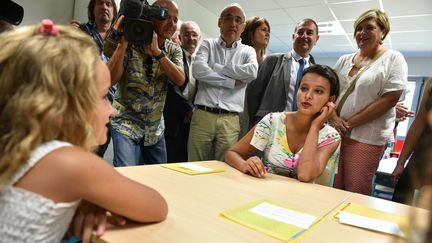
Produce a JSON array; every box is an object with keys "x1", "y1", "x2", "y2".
[
  {"x1": 70, "y1": 0, "x2": 117, "y2": 62},
  {"x1": 104, "y1": 0, "x2": 184, "y2": 167},
  {"x1": 70, "y1": 0, "x2": 118, "y2": 159}
]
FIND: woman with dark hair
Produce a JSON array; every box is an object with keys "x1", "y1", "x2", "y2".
[
  {"x1": 225, "y1": 64, "x2": 340, "y2": 183},
  {"x1": 239, "y1": 16, "x2": 270, "y2": 136},
  {"x1": 241, "y1": 16, "x2": 270, "y2": 65}
]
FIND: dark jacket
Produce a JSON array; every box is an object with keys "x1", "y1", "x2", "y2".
[{"x1": 247, "y1": 52, "x2": 315, "y2": 125}]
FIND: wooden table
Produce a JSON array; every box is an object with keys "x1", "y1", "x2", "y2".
[
  {"x1": 301, "y1": 193, "x2": 430, "y2": 243},
  {"x1": 94, "y1": 161, "x2": 429, "y2": 243}
]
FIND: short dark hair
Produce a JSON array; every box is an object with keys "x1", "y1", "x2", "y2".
[
  {"x1": 87, "y1": 0, "x2": 118, "y2": 25},
  {"x1": 301, "y1": 64, "x2": 340, "y2": 99},
  {"x1": 294, "y1": 18, "x2": 319, "y2": 34}
]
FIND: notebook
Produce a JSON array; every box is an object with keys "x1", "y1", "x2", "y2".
[{"x1": 161, "y1": 162, "x2": 224, "y2": 175}]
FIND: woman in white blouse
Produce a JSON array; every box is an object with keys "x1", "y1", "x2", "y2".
[{"x1": 331, "y1": 9, "x2": 408, "y2": 195}]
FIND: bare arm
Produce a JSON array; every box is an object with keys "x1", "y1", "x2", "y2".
[
  {"x1": 104, "y1": 16, "x2": 127, "y2": 85},
  {"x1": 392, "y1": 79, "x2": 432, "y2": 183},
  {"x1": 145, "y1": 33, "x2": 184, "y2": 87},
  {"x1": 15, "y1": 146, "x2": 168, "y2": 243},
  {"x1": 224, "y1": 127, "x2": 266, "y2": 177},
  {"x1": 331, "y1": 90, "x2": 403, "y2": 134},
  {"x1": 68, "y1": 150, "x2": 168, "y2": 223},
  {"x1": 297, "y1": 103, "x2": 340, "y2": 182},
  {"x1": 106, "y1": 38, "x2": 127, "y2": 85},
  {"x1": 346, "y1": 90, "x2": 403, "y2": 130}
]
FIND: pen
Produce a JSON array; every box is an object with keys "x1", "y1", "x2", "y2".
[{"x1": 339, "y1": 202, "x2": 351, "y2": 212}]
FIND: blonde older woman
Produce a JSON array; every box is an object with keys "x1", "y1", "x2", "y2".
[{"x1": 331, "y1": 9, "x2": 408, "y2": 195}]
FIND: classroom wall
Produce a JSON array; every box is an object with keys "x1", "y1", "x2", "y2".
[
  {"x1": 317, "y1": 56, "x2": 432, "y2": 77},
  {"x1": 14, "y1": 0, "x2": 75, "y2": 25},
  {"x1": 11, "y1": 0, "x2": 432, "y2": 77}
]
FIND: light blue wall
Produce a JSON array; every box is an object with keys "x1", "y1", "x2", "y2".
[{"x1": 317, "y1": 56, "x2": 432, "y2": 77}]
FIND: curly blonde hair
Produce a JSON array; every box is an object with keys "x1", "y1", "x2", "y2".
[{"x1": 0, "y1": 24, "x2": 100, "y2": 184}]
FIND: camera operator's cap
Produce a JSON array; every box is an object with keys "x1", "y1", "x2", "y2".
[{"x1": 0, "y1": 0, "x2": 24, "y2": 25}]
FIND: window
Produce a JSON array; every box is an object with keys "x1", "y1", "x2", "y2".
[{"x1": 395, "y1": 76, "x2": 428, "y2": 139}]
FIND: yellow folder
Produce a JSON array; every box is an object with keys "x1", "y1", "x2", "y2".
[
  {"x1": 334, "y1": 203, "x2": 409, "y2": 237},
  {"x1": 161, "y1": 162, "x2": 224, "y2": 175},
  {"x1": 220, "y1": 199, "x2": 321, "y2": 242}
]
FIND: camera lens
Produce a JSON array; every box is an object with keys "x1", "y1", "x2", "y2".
[
  {"x1": 123, "y1": 19, "x2": 154, "y2": 45},
  {"x1": 130, "y1": 21, "x2": 145, "y2": 36}
]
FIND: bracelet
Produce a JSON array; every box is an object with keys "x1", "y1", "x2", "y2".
[{"x1": 155, "y1": 51, "x2": 166, "y2": 61}]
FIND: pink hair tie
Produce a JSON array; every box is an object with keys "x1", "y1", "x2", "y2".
[{"x1": 39, "y1": 19, "x2": 59, "y2": 36}]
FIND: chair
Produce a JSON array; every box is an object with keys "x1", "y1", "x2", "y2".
[
  {"x1": 313, "y1": 145, "x2": 340, "y2": 187},
  {"x1": 371, "y1": 158, "x2": 398, "y2": 200}
]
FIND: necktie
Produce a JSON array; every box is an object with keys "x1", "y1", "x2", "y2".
[
  {"x1": 292, "y1": 58, "x2": 306, "y2": 111},
  {"x1": 188, "y1": 54, "x2": 196, "y2": 102}
]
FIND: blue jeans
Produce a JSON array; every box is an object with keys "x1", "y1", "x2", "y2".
[{"x1": 111, "y1": 127, "x2": 167, "y2": 167}]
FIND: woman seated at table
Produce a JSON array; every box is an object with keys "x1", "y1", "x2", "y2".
[{"x1": 225, "y1": 64, "x2": 341, "y2": 182}]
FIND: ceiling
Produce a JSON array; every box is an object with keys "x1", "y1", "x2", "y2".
[{"x1": 192, "y1": 0, "x2": 432, "y2": 58}]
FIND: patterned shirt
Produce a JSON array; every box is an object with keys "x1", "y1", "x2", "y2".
[
  {"x1": 104, "y1": 32, "x2": 183, "y2": 145},
  {"x1": 251, "y1": 112, "x2": 341, "y2": 179}
]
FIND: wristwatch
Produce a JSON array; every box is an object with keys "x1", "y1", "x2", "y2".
[{"x1": 155, "y1": 51, "x2": 166, "y2": 61}]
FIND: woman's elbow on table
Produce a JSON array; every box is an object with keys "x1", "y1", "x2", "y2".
[
  {"x1": 149, "y1": 196, "x2": 169, "y2": 222},
  {"x1": 297, "y1": 171, "x2": 314, "y2": 183}
]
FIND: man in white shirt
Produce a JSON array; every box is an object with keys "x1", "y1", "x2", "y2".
[{"x1": 188, "y1": 3, "x2": 258, "y2": 161}]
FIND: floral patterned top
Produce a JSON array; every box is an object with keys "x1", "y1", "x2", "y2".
[{"x1": 250, "y1": 112, "x2": 341, "y2": 179}]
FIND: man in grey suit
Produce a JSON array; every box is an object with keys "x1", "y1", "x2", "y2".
[{"x1": 247, "y1": 18, "x2": 319, "y2": 125}]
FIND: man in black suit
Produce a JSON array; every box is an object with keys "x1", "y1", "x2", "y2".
[{"x1": 164, "y1": 21, "x2": 201, "y2": 162}]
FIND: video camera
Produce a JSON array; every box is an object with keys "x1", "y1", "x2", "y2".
[
  {"x1": 119, "y1": 0, "x2": 168, "y2": 45},
  {"x1": 0, "y1": 0, "x2": 24, "y2": 25}
]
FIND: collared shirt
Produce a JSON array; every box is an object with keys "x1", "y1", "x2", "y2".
[
  {"x1": 181, "y1": 50, "x2": 196, "y2": 102},
  {"x1": 285, "y1": 50, "x2": 311, "y2": 110},
  {"x1": 192, "y1": 37, "x2": 258, "y2": 113},
  {"x1": 104, "y1": 34, "x2": 183, "y2": 145},
  {"x1": 79, "y1": 22, "x2": 108, "y2": 62},
  {"x1": 79, "y1": 22, "x2": 116, "y2": 100}
]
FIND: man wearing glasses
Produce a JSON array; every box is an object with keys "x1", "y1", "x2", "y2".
[
  {"x1": 188, "y1": 3, "x2": 258, "y2": 162},
  {"x1": 164, "y1": 21, "x2": 201, "y2": 163}
]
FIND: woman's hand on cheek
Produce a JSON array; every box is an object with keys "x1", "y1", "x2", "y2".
[{"x1": 313, "y1": 102, "x2": 336, "y2": 128}]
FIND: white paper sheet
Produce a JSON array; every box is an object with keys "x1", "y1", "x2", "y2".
[
  {"x1": 249, "y1": 202, "x2": 316, "y2": 229},
  {"x1": 339, "y1": 211, "x2": 405, "y2": 237},
  {"x1": 178, "y1": 163, "x2": 213, "y2": 172}
]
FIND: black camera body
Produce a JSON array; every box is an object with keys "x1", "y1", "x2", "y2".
[
  {"x1": 0, "y1": 0, "x2": 24, "y2": 25},
  {"x1": 119, "y1": 0, "x2": 168, "y2": 45}
]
